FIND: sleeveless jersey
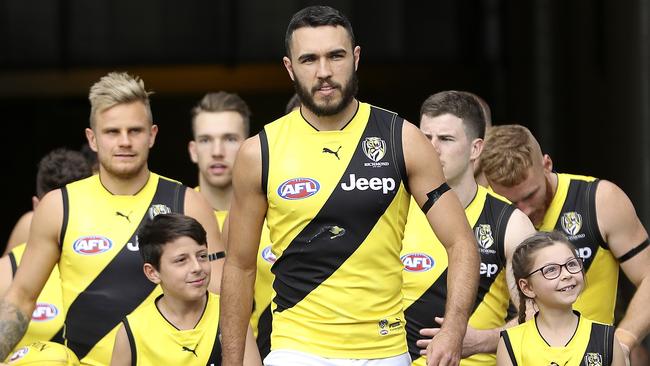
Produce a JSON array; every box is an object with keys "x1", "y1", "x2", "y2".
[
  {"x1": 501, "y1": 312, "x2": 615, "y2": 366},
  {"x1": 123, "y1": 293, "x2": 221, "y2": 366},
  {"x1": 261, "y1": 103, "x2": 411, "y2": 358},
  {"x1": 8, "y1": 243, "x2": 65, "y2": 349},
  {"x1": 539, "y1": 173, "x2": 618, "y2": 324},
  {"x1": 402, "y1": 185, "x2": 514, "y2": 366},
  {"x1": 59, "y1": 173, "x2": 185, "y2": 365}
]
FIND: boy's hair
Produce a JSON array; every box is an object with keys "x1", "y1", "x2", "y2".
[
  {"x1": 419, "y1": 90, "x2": 487, "y2": 140},
  {"x1": 36, "y1": 148, "x2": 93, "y2": 198},
  {"x1": 88, "y1": 72, "x2": 153, "y2": 129},
  {"x1": 479, "y1": 124, "x2": 541, "y2": 187},
  {"x1": 285, "y1": 5, "x2": 355, "y2": 57},
  {"x1": 511, "y1": 231, "x2": 582, "y2": 324},
  {"x1": 138, "y1": 214, "x2": 207, "y2": 270},
  {"x1": 190, "y1": 91, "x2": 251, "y2": 137}
]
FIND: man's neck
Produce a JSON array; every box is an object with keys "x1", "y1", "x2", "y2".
[
  {"x1": 450, "y1": 169, "x2": 479, "y2": 209},
  {"x1": 198, "y1": 177, "x2": 232, "y2": 211},
  {"x1": 98, "y1": 167, "x2": 150, "y2": 195},
  {"x1": 301, "y1": 99, "x2": 359, "y2": 131}
]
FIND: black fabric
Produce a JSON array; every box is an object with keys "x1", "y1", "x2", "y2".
[
  {"x1": 123, "y1": 319, "x2": 138, "y2": 366},
  {"x1": 206, "y1": 326, "x2": 222, "y2": 366},
  {"x1": 208, "y1": 251, "x2": 226, "y2": 261},
  {"x1": 60, "y1": 187, "x2": 69, "y2": 247},
  {"x1": 259, "y1": 130, "x2": 269, "y2": 195},
  {"x1": 420, "y1": 182, "x2": 451, "y2": 214},
  {"x1": 255, "y1": 304, "x2": 272, "y2": 359},
  {"x1": 617, "y1": 238, "x2": 650, "y2": 263},
  {"x1": 500, "y1": 331, "x2": 518, "y2": 366},
  {"x1": 8, "y1": 252, "x2": 17, "y2": 277}
]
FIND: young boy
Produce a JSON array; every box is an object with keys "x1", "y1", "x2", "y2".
[{"x1": 110, "y1": 214, "x2": 259, "y2": 366}]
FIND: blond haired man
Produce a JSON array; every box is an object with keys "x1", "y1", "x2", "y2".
[
  {"x1": 480, "y1": 124, "x2": 650, "y2": 358},
  {"x1": 0, "y1": 72, "x2": 224, "y2": 365}
]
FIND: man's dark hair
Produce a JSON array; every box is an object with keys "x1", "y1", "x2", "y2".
[
  {"x1": 36, "y1": 148, "x2": 92, "y2": 198},
  {"x1": 420, "y1": 91, "x2": 487, "y2": 140},
  {"x1": 138, "y1": 214, "x2": 207, "y2": 270},
  {"x1": 285, "y1": 5, "x2": 355, "y2": 57}
]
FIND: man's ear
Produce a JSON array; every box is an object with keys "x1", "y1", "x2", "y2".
[
  {"x1": 470, "y1": 138, "x2": 484, "y2": 162},
  {"x1": 283, "y1": 56, "x2": 295, "y2": 81},
  {"x1": 143, "y1": 263, "x2": 161, "y2": 284},
  {"x1": 188, "y1": 140, "x2": 198, "y2": 163},
  {"x1": 542, "y1": 154, "x2": 553, "y2": 173}
]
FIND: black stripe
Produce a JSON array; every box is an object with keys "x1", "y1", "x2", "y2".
[
  {"x1": 492, "y1": 198, "x2": 515, "y2": 267},
  {"x1": 501, "y1": 331, "x2": 518, "y2": 366},
  {"x1": 405, "y1": 270, "x2": 449, "y2": 362},
  {"x1": 206, "y1": 325, "x2": 222, "y2": 366},
  {"x1": 60, "y1": 187, "x2": 69, "y2": 247},
  {"x1": 8, "y1": 252, "x2": 17, "y2": 277},
  {"x1": 64, "y1": 178, "x2": 184, "y2": 359},
  {"x1": 49, "y1": 326, "x2": 64, "y2": 344},
  {"x1": 390, "y1": 115, "x2": 408, "y2": 193},
  {"x1": 272, "y1": 107, "x2": 404, "y2": 313},
  {"x1": 123, "y1": 319, "x2": 137, "y2": 366},
  {"x1": 259, "y1": 130, "x2": 269, "y2": 195},
  {"x1": 255, "y1": 303, "x2": 273, "y2": 359},
  {"x1": 617, "y1": 238, "x2": 650, "y2": 263},
  {"x1": 584, "y1": 322, "x2": 614, "y2": 366},
  {"x1": 586, "y1": 180, "x2": 607, "y2": 248}
]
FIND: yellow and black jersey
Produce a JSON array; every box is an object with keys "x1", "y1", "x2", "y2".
[
  {"x1": 539, "y1": 173, "x2": 618, "y2": 324},
  {"x1": 59, "y1": 173, "x2": 186, "y2": 366},
  {"x1": 8, "y1": 243, "x2": 65, "y2": 349},
  {"x1": 123, "y1": 293, "x2": 221, "y2": 366},
  {"x1": 260, "y1": 103, "x2": 411, "y2": 358},
  {"x1": 402, "y1": 185, "x2": 514, "y2": 366},
  {"x1": 501, "y1": 312, "x2": 615, "y2": 366}
]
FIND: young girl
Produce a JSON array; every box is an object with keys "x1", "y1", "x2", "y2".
[{"x1": 496, "y1": 231, "x2": 625, "y2": 366}]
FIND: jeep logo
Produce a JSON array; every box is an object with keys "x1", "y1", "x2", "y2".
[{"x1": 340, "y1": 174, "x2": 395, "y2": 194}]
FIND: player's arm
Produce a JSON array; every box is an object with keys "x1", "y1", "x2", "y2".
[
  {"x1": 184, "y1": 188, "x2": 225, "y2": 294},
  {"x1": 416, "y1": 209, "x2": 536, "y2": 356},
  {"x1": 495, "y1": 337, "x2": 514, "y2": 366},
  {"x1": 220, "y1": 136, "x2": 267, "y2": 366},
  {"x1": 403, "y1": 121, "x2": 479, "y2": 365},
  {"x1": 0, "y1": 190, "x2": 62, "y2": 360},
  {"x1": 243, "y1": 324, "x2": 262, "y2": 366},
  {"x1": 595, "y1": 180, "x2": 650, "y2": 352},
  {"x1": 109, "y1": 324, "x2": 132, "y2": 366},
  {"x1": 0, "y1": 254, "x2": 14, "y2": 297},
  {"x1": 3, "y1": 212, "x2": 32, "y2": 255}
]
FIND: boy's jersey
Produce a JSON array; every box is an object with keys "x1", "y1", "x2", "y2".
[
  {"x1": 402, "y1": 185, "x2": 514, "y2": 366},
  {"x1": 124, "y1": 293, "x2": 221, "y2": 366},
  {"x1": 262, "y1": 103, "x2": 410, "y2": 358},
  {"x1": 9, "y1": 243, "x2": 65, "y2": 349},
  {"x1": 59, "y1": 173, "x2": 185, "y2": 365},
  {"x1": 501, "y1": 312, "x2": 615, "y2": 366},
  {"x1": 539, "y1": 173, "x2": 618, "y2": 324}
]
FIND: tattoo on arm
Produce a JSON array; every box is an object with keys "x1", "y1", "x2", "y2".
[{"x1": 0, "y1": 299, "x2": 29, "y2": 360}]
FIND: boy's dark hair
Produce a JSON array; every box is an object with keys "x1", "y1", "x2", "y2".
[
  {"x1": 37, "y1": 148, "x2": 93, "y2": 198},
  {"x1": 138, "y1": 213, "x2": 207, "y2": 270},
  {"x1": 285, "y1": 5, "x2": 355, "y2": 57}
]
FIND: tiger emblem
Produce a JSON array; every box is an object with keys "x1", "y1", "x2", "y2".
[
  {"x1": 584, "y1": 352, "x2": 602, "y2": 366},
  {"x1": 475, "y1": 224, "x2": 494, "y2": 249},
  {"x1": 561, "y1": 212, "x2": 582, "y2": 236},
  {"x1": 362, "y1": 137, "x2": 386, "y2": 162}
]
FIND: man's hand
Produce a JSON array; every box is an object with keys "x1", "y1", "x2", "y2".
[
  {"x1": 419, "y1": 319, "x2": 463, "y2": 366},
  {"x1": 417, "y1": 317, "x2": 496, "y2": 359}
]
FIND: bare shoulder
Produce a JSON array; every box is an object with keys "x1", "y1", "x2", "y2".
[
  {"x1": 504, "y1": 208, "x2": 536, "y2": 258},
  {"x1": 31, "y1": 189, "x2": 64, "y2": 240},
  {"x1": 237, "y1": 135, "x2": 262, "y2": 165},
  {"x1": 594, "y1": 179, "x2": 647, "y2": 248},
  {"x1": 5, "y1": 211, "x2": 33, "y2": 254}
]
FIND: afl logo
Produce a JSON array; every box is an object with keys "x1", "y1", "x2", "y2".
[
  {"x1": 277, "y1": 178, "x2": 320, "y2": 200},
  {"x1": 32, "y1": 303, "x2": 58, "y2": 322},
  {"x1": 9, "y1": 347, "x2": 28, "y2": 362},
  {"x1": 475, "y1": 224, "x2": 494, "y2": 249},
  {"x1": 362, "y1": 137, "x2": 386, "y2": 162},
  {"x1": 261, "y1": 246, "x2": 277, "y2": 263},
  {"x1": 73, "y1": 235, "x2": 112, "y2": 255},
  {"x1": 561, "y1": 212, "x2": 582, "y2": 236},
  {"x1": 401, "y1": 253, "x2": 434, "y2": 272}
]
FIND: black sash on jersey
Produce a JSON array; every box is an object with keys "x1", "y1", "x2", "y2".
[
  {"x1": 255, "y1": 304, "x2": 272, "y2": 358},
  {"x1": 206, "y1": 325, "x2": 222, "y2": 366},
  {"x1": 269, "y1": 107, "x2": 407, "y2": 313},
  {"x1": 62, "y1": 177, "x2": 185, "y2": 359}
]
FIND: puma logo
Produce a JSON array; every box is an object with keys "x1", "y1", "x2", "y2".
[
  {"x1": 322, "y1": 146, "x2": 342, "y2": 160},
  {"x1": 115, "y1": 211, "x2": 132, "y2": 223},
  {"x1": 182, "y1": 345, "x2": 198, "y2": 357}
]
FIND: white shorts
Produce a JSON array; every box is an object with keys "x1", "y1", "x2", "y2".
[{"x1": 263, "y1": 350, "x2": 412, "y2": 366}]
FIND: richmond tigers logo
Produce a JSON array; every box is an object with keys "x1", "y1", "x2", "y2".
[
  {"x1": 475, "y1": 224, "x2": 494, "y2": 249},
  {"x1": 561, "y1": 212, "x2": 583, "y2": 236},
  {"x1": 584, "y1": 352, "x2": 602, "y2": 366},
  {"x1": 362, "y1": 137, "x2": 386, "y2": 162}
]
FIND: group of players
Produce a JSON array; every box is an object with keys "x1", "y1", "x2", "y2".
[{"x1": 1, "y1": 4, "x2": 650, "y2": 366}]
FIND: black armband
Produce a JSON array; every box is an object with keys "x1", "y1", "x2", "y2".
[
  {"x1": 617, "y1": 238, "x2": 649, "y2": 263},
  {"x1": 208, "y1": 251, "x2": 226, "y2": 261},
  {"x1": 420, "y1": 182, "x2": 451, "y2": 214}
]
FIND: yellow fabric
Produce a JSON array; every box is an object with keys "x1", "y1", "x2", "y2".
[
  {"x1": 264, "y1": 103, "x2": 410, "y2": 358},
  {"x1": 539, "y1": 173, "x2": 618, "y2": 324},
  {"x1": 60, "y1": 174, "x2": 178, "y2": 365},
  {"x1": 9, "y1": 243, "x2": 65, "y2": 350},
  {"x1": 125, "y1": 293, "x2": 220, "y2": 366}
]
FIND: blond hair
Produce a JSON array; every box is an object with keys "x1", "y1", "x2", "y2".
[
  {"x1": 191, "y1": 91, "x2": 251, "y2": 137},
  {"x1": 88, "y1": 72, "x2": 153, "y2": 128},
  {"x1": 479, "y1": 124, "x2": 542, "y2": 186}
]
